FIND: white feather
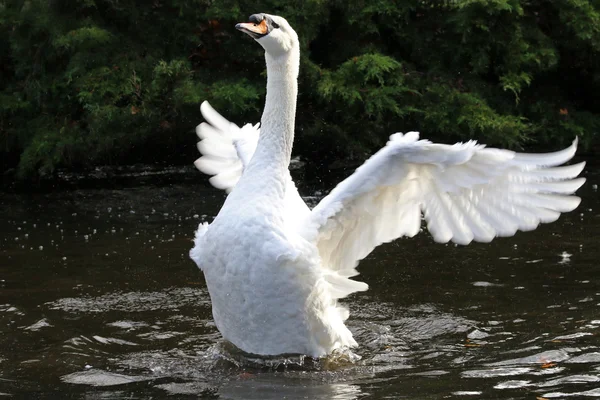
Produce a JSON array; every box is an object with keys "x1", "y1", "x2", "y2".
[
  {"x1": 193, "y1": 102, "x2": 259, "y2": 192},
  {"x1": 303, "y1": 134, "x2": 585, "y2": 279}
]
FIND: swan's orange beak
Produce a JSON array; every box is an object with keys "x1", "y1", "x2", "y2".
[{"x1": 235, "y1": 15, "x2": 269, "y2": 39}]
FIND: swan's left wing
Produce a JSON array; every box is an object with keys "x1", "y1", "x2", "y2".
[
  {"x1": 194, "y1": 101, "x2": 259, "y2": 192},
  {"x1": 301, "y1": 132, "x2": 585, "y2": 289}
]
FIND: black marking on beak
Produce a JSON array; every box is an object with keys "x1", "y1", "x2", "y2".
[{"x1": 249, "y1": 14, "x2": 265, "y2": 24}]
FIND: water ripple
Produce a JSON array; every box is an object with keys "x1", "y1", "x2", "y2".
[
  {"x1": 61, "y1": 370, "x2": 152, "y2": 386},
  {"x1": 46, "y1": 287, "x2": 209, "y2": 313}
]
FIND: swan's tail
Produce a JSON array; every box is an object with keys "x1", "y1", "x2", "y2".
[{"x1": 189, "y1": 222, "x2": 209, "y2": 270}]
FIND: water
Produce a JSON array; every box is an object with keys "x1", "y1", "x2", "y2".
[{"x1": 1, "y1": 165, "x2": 599, "y2": 399}]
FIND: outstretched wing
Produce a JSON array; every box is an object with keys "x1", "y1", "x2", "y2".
[
  {"x1": 194, "y1": 101, "x2": 259, "y2": 192},
  {"x1": 301, "y1": 132, "x2": 585, "y2": 287}
]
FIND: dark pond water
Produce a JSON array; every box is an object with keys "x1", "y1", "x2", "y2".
[{"x1": 1, "y1": 163, "x2": 599, "y2": 399}]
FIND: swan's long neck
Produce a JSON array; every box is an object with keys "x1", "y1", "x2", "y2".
[{"x1": 243, "y1": 48, "x2": 299, "y2": 200}]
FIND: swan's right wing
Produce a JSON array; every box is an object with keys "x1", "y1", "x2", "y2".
[
  {"x1": 300, "y1": 132, "x2": 585, "y2": 298},
  {"x1": 194, "y1": 101, "x2": 259, "y2": 192}
]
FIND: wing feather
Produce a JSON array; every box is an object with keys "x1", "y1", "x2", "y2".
[
  {"x1": 197, "y1": 138, "x2": 239, "y2": 159},
  {"x1": 194, "y1": 101, "x2": 259, "y2": 192},
  {"x1": 301, "y1": 133, "x2": 585, "y2": 294},
  {"x1": 515, "y1": 162, "x2": 585, "y2": 181},
  {"x1": 512, "y1": 140, "x2": 578, "y2": 166},
  {"x1": 194, "y1": 155, "x2": 237, "y2": 176}
]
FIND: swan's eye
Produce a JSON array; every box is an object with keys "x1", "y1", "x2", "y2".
[{"x1": 272, "y1": 21, "x2": 280, "y2": 29}]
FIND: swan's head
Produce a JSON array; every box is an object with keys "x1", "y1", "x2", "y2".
[{"x1": 235, "y1": 14, "x2": 298, "y2": 56}]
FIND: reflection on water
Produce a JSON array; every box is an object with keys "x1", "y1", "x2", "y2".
[{"x1": 0, "y1": 165, "x2": 599, "y2": 399}]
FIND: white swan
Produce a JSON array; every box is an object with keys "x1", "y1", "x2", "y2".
[{"x1": 190, "y1": 13, "x2": 586, "y2": 358}]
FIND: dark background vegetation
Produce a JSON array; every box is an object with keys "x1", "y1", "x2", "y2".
[{"x1": 1, "y1": 0, "x2": 599, "y2": 180}]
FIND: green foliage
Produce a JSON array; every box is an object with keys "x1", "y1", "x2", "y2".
[
  {"x1": 318, "y1": 54, "x2": 418, "y2": 116},
  {"x1": 209, "y1": 79, "x2": 263, "y2": 114},
  {"x1": 53, "y1": 26, "x2": 113, "y2": 51},
  {"x1": 1, "y1": 0, "x2": 599, "y2": 179},
  {"x1": 422, "y1": 85, "x2": 529, "y2": 146}
]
